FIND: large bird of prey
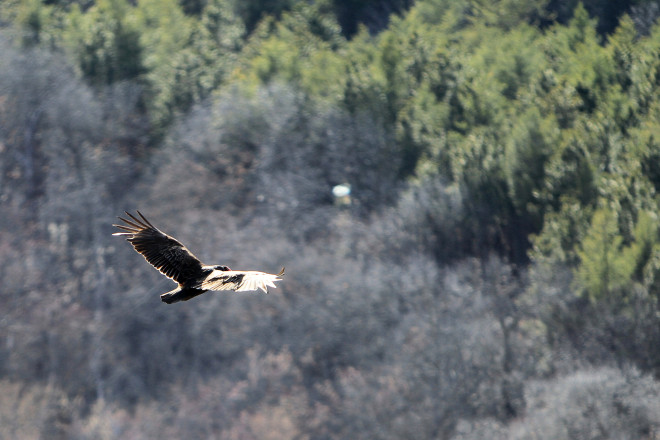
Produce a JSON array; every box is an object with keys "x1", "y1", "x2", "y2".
[{"x1": 113, "y1": 211, "x2": 284, "y2": 304}]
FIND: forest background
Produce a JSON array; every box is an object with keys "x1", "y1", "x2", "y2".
[{"x1": 3, "y1": 0, "x2": 660, "y2": 438}]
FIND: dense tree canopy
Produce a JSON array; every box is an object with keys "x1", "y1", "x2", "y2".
[{"x1": 2, "y1": 0, "x2": 660, "y2": 438}]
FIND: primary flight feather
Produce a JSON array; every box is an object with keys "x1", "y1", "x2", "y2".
[{"x1": 113, "y1": 211, "x2": 284, "y2": 304}]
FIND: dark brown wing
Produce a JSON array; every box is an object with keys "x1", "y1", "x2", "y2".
[{"x1": 113, "y1": 211, "x2": 204, "y2": 285}]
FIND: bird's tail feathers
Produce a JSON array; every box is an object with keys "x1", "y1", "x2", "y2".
[
  {"x1": 160, "y1": 290, "x2": 181, "y2": 304},
  {"x1": 160, "y1": 287, "x2": 206, "y2": 304}
]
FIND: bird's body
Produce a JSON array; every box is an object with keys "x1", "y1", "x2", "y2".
[{"x1": 113, "y1": 211, "x2": 283, "y2": 304}]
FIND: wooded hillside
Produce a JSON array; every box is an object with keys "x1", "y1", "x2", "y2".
[{"x1": 2, "y1": 0, "x2": 660, "y2": 438}]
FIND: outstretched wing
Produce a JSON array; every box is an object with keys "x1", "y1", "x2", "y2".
[
  {"x1": 200, "y1": 267, "x2": 284, "y2": 293},
  {"x1": 113, "y1": 211, "x2": 204, "y2": 285}
]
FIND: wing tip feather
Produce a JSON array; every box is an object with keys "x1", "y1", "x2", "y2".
[
  {"x1": 125, "y1": 211, "x2": 147, "y2": 229},
  {"x1": 136, "y1": 210, "x2": 156, "y2": 229}
]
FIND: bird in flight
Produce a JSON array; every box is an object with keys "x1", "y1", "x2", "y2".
[{"x1": 113, "y1": 211, "x2": 284, "y2": 304}]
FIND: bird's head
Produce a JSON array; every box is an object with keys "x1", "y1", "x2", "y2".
[{"x1": 214, "y1": 265, "x2": 231, "y2": 271}]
